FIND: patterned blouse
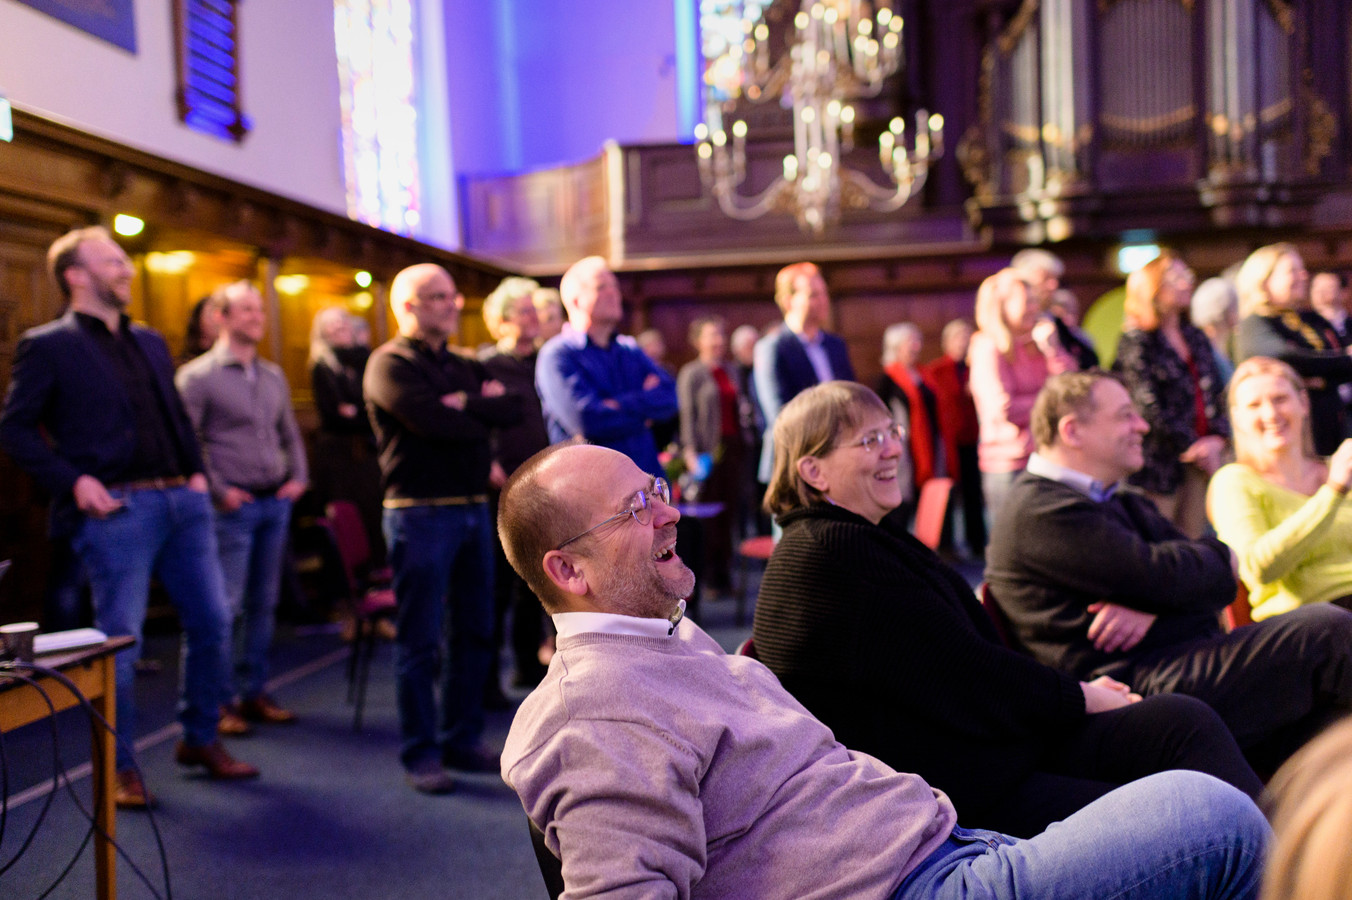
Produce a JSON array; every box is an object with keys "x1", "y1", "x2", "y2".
[{"x1": 1112, "y1": 323, "x2": 1230, "y2": 494}]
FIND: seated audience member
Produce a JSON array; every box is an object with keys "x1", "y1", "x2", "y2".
[
  {"x1": 753, "y1": 381, "x2": 1260, "y2": 837},
  {"x1": 969, "y1": 268, "x2": 1076, "y2": 519},
  {"x1": 1235, "y1": 243, "x2": 1352, "y2": 455},
  {"x1": 676, "y1": 315, "x2": 746, "y2": 590},
  {"x1": 985, "y1": 370, "x2": 1352, "y2": 773},
  {"x1": 1192, "y1": 277, "x2": 1241, "y2": 386},
  {"x1": 876, "y1": 323, "x2": 946, "y2": 523},
  {"x1": 495, "y1": 442, "x2": 1267, "y2": 900},
  {"x1": 1208, "y1": 357, "x2": 1352, "y2": 621},
  {"x1": 1261, "y1": 716, "x2": 1352, "y2": 900},
  {"x1": 1112, "y1": 250, "x2": 1229, "y2": 539},
  {"x1": 925, "y1": 318, "x2": 986, "y2": 555}
]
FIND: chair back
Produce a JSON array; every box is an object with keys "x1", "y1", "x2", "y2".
[
  {"x1": 325, "y1": 500, "x2": 372, "y2": 584},
  {"x1": 1224, "y1": 582, "x2": 1254, "y2": 630},
  {"x1": 735, "y1": 637, "x2": 758, "y2": 658},
  {"x1": 912, "y1": 477, "x2": 953, "y2": 550},
  {"x1": 528, "y1": 818, "x2": 564, "y2": 900},
  {"x1": 977, "y1": 582, "x2": 1016, "y2": 649}
]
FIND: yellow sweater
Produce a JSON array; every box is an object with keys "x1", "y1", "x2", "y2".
[{"x1": 1208, "y1": 463, "x2": 1352, "y2": 620}]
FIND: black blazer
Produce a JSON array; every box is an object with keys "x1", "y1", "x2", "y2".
[
  {"x1": 0, "y1": 311, "x2": 204, "y2": 535},
  {"x1": 753, "y1": 326, "x2": 855, "y2": 477}
]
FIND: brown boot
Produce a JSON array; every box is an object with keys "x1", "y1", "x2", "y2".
[
  {"x1": 114, "y1": 769, "x2": 154, "y2": 809},
  {"x1": 174, "y1": 740, "x2": 260, "y2": 779}
]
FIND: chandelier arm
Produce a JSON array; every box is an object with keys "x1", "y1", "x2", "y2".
[
  {"x1": 712, "y1": 177, "x2": 794, "y2": 220},
  {"x1": 840, "y1": 166, "x2": 932, "y2": 211}
]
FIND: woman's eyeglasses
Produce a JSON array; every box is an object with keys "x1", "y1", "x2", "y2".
[{"x1": 849, "y1": 424, "x2": 905, "y2": 453}]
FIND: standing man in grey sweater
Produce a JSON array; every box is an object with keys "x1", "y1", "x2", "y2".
[
  {"x1": 495, "y1": 443, "x2": 1267, "y2": 900},
  {"x1": 177, "y1": 281, "x2": 308, "y2": 732}
]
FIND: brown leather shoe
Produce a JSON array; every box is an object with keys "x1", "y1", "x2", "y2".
[
  {"x1": 175, "y1": 740, "x2": 260, "y2": 779},
  {"x1": 218, "y1": 705, "x2": 253, "y2": 736},
  {"x1": 238, "y1": 694, "x2": 297, "y2": 724},
  {"x1": 114, "y1": 769, "x2": 153, "y2": 809}
]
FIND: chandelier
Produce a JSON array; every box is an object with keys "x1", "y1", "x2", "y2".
[{"x1": 694, "y1": 0, "x2": 943, "y2": 235}]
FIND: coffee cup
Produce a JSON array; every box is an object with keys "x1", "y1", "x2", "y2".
[{"x1": 0, "y1": 621, "x2": 39, "y2": 664}]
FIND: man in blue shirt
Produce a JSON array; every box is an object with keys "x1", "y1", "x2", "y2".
[{"x1": 536, "y1": 256, "x2": 678, "y2": 475}]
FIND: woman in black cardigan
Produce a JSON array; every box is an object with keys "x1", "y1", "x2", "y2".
[{"x1": 751, "y1": 380, "x2": 1260, "y2": 836}]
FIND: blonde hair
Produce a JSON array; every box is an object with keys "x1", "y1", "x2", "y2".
[
  {"x1": 1261, "y1": 717, "x2": 1352, "y2": 900},
  {"x1": 308, "y1": 306, "x2": 353, "y2": 370},
  {"x1": 1123, "y1": 250, "x2": 1180, "y2": 332},
  {"x1": 1228, "y1": 356, "x2": 1315, "y2": 465},
  {"x1": 974, "y1": 268, "x2": 1032, "y2": 355},
  {"x1": 764, "y1": 381, "x2": 888, "y2": 518},
  {"x1": 1236, "y1": 243, "x2": 1300, "y2": 318}
]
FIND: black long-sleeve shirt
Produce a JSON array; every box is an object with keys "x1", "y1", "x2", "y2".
[{"x1": 363, "y1": 336, "x2": 523, "y2": 501}]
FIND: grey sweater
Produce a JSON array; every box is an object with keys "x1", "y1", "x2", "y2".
[{"x1": 502, "y1": 619, "x2": 956, "y2": 899}]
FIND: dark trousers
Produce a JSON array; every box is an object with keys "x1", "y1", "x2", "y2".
[
  {"x1": 1111, "y1": 603, "x2": 1352, "y2": 775},
  {"x1": 974, "y1": 693, "x2": 1261, "y2": 838},
  {"x1": 939, "y1": 443, "x2": 986, "y2": 555}
]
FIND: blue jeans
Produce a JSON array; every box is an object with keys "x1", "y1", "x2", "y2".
[
  {"x1": 214, "y1": 495, "x2": 293, "y2": 702},
  {"x1": 72, "y1": 485, "x2": 231, "y2": 769},
  {"x1": 383, "y1": 503, "x2": 495, "y2": 769},
  {"x1": 893, "y1": 771, "x2": 1267, "y2": 900}
]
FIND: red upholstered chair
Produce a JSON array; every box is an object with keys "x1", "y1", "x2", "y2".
[
  {"x1": 912, "y1": 477, "x2": 953, "y2": 551},
  {"x1": 977, "y1": 582, "x2": 1016, "y2": 649},
  {"x1": 735, "y1": 637, "x2": 758, "y2": 659},
  {"x1": 1224, "y1": 582, "x2": 1254, "y2": 631},
  {"x1": 735, "y1": 535, "x2": 777, "y2": 626},
  {"x1": 322, "y1": 500, "x2": 396, "y2": 731}
]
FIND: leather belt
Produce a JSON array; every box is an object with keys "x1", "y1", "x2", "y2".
[
  {"x1": 383, "y1": 494, "x2": 488, "y2": 509},
  {"x1": 108, "y1": 476, "x2": 188, "y2": 492}
]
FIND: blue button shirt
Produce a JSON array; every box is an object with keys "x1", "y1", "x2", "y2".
[{"x1": 536, "y1": 325, "x2": 679, "y2": 476}]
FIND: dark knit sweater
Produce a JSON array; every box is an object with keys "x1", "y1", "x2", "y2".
[
  {"x1": 985, "y1": 473, "x2": 1236, "y2": 681},
  {"x1": 752, "y1": 503, "x2": 1085, "y2": 815}
]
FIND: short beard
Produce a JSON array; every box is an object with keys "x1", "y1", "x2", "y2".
[{"x1": 604, "y1": 558, "x2": 695, "y2": 621}]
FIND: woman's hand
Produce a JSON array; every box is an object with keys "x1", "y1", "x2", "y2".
[
  {"x1": 1327, "y1": 440, "x2": 1352, "y2": 493},
  {"x1": 1180, "y1": 435, "x2": 1227, "y2": 476},
  {"x1": 1081, "y1": 675, "x2": 1143, "y2": 713},
  {"x1": 1031, "y1": 317, "x2": 1062, "y2": 356}
]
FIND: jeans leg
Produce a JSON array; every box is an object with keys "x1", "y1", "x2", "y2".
[
  {"x1": 441, "y1": 503, "x2": 495, "y2": 754},
  {"x1": 896, "y1": 772, "x2": 1268, "y2": 900},
  {"x1": 72, "y1": 490, "x2": 164, "y2": 771},
  {"x1": 214, "y1": 505, "x2": 252, "y2": 705},
  {"x1": 385, "y1": 506, "x2": 455, "y2": 769},
  {"x1": 155, "y1": 488, "x2": 232, "y2": 748},
  {"x1": 238, "y1": 497, "x2": 292, "y2": 699}
]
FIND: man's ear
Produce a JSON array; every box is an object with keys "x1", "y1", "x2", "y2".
[
  {"x1": 542, "y1": 549, "x2": 589, "y2": 599},
  {"x1": 796, "y1": 455, "x2": 829, "y2": 493},
  {"x1": 1057, "y1": 414, "x2": 1080, "y2": 449}
]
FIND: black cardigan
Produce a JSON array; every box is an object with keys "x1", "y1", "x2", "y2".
[{"x1": 752, "y1": 503, "x2": 1084, "y2": 815}]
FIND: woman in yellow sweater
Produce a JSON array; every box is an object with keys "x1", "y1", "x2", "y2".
[{"x1": 1207, "y1": 356, "x2": 1352, "y2": 620}]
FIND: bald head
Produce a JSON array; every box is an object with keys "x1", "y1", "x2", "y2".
[
  {"x1": 389, "y1": 264, "x2": 461, "y2": 344},
  {"x1": 499, "y1": 443, "x2": 692, "y2": 617},
  {"x1": 559, "y1": 256, "x2": 622, "y2": 342}
]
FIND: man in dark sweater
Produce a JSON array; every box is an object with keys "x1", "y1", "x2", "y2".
[
  {"x1": 364, "y1": 263, "x2": 522, "y2": 793},
  {"x1": 987, "y1": 370, "x2": 1352, "y2": 771}
]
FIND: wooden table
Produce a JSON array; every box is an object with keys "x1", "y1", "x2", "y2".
[{"x1": 0, "y1": 635, "x2": 134, "y2": 900}]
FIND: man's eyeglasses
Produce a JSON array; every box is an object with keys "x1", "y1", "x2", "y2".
[
  {"x1": 848, "y1": 424, "x2": 905, "y2": 453},
  {"x1": 555, "y1": 478, "x2": 671, "y2": 549}
]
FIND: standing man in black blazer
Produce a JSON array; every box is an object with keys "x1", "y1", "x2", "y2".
[
  {"x1": 0, "y1": 227, "x2": 257, "y2": 809},
  {"x1": 753, "y1": 262, "x2": 855, "y2": 482}
]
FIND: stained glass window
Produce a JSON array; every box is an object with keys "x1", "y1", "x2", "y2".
[{"x1": 335, "y1": 0, "x2": 422, "y2": 235}]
